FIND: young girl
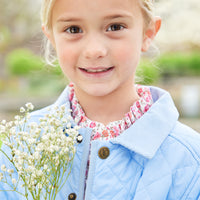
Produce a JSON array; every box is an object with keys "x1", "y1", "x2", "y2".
[{"x1": 1, "y1": 0, "x2": 200, "y2": 199}]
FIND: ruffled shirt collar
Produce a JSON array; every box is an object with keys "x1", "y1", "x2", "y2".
[{"x1": 69, "y1": 83, "x2": 153, "y2": 140}]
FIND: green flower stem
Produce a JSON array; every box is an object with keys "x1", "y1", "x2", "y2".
[{"x1": 0, "y1": 189, "x2": 26, "y2": 197}]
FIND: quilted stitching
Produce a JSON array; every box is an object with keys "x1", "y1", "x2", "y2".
[{"x1": 90, "y1": 145, "x2": 144, "y2": 199}]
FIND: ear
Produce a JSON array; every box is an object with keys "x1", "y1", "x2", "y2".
[
  {"x1": 42, "y1": 25, "x2": 56, "y2": 48},
  {"x1": 141, "y1": 16, "x2": 161, "y2": 52}
]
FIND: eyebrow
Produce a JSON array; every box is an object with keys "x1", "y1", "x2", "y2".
[
  {"x1": 57, "y1": 17, "x2": 82, "y2": 23},
  {"x1": 103, "y1": 14, "x2": 133, "y2": 20},
  {"x1": 56, "y1": 13, "x2": 133, "y2": 23}
]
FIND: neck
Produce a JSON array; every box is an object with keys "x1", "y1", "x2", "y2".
[{"x1": 74, "y1": 84, "x2": 139, "y2": 126}]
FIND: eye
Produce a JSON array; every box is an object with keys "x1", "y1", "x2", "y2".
[
  {"x1": 65, "y1": 26, "x2": 83, "y2": 34},
  {"x1": 107, "y1": 24, "x2": 125, "y2": 32}
]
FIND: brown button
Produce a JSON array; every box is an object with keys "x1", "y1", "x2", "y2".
[
  {"x1": 68, "y1": 193, "x2": 77, "y2": 200},
  {"x1": 98, "y1": 147, "x2": 110, "y2": 159}
]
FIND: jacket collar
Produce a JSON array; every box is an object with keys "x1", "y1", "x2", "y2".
[
  {"x1": 111, "y1": 86, "x2": 179, "y2": 159},
  {"x1": 54, "y1": 86, "x2": 179, "y2": 159}
]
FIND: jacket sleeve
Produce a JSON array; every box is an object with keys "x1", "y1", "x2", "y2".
[{"x1": 185, "y1": 166, "x2": 200, "y2": 200}]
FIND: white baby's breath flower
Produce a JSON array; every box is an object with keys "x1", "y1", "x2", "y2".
[
  {"x1": 43, "y1": 165, "x2": 48, "y2": 170},
  {"x1": 25, "y1": 102, "x2": 34, "y2": 110},
  {"x1": 36, "y1": 169, "x2": 43, "y2": 177},
  {"x1": 14, "y1": 115, "x2": 21, "y2": 121},
  {"x1": 0, "y1": 103, "x2": 79, "y2": 200},
  {"x1": 64, "y1": 147, "x2": 69, "y2": 153},
  {"x1": 37, "y1": 183, "x2": 43, "y2": 189},
  {"x1": 0, "y1": 173, "x2": 3, "y2": 181},
  {"x1": 45, "y1": 113, "x2": 50, "y2": 118},
  {"x1": 0, "y1": 125, "x2": 6, "y2": 133},
  {"x1": 54, "y1": 119, "x2": 61, "y2": 127},
  {"x1": 33, "y1": 152, "x2": 41, "y2": 160},
  {"x1": 54, "y1": 105, "x2": 59, "y2": 110},
  {"x1": 55, "y1": 160, "x2": 60, "y2": 167},
  {"x1": 7, "y1": 169, "x2": 14, "y2": 174},
  {"x1": 14, "y1": 121, "x2": 19, "y2": 126},
  {"x1": 18, "y1": 120, "x2": 24, "y2": 126},
  {"x1": 18, "y1": 158, "x2": 24, "y2": 166},
  {"x1": 29, "y1": 122, "x2": 38, "y2": 129},
  {"x1": 5, "y1": 121, "x2": 13, "y2": 129},
  {"x1": 67, "y1": 115, "x2": 72, "y2": 121},
  {"x1": 66, "y1": 123, "x2": 71, "y2": 129},
  {"x1": 20, "y1": 107, "x2": 26, "y2": 113},
  {"x1": 1, "y1": 119, "x2": 6, "y2": 125},
  {"x1": 40, "y1": 121, "x2": 46, "y2": 128},
  {"x1": 12, "y1": 178, "x2": 17, "y2": 184},
  {"x1": 18, "y1": 171, "x2": 24, "y2": 176},
  {"x1": 26, "y1": 166, "x2": 35, "y2": 173},
  {"x1": 35, "y1": 128, "x2": 41, "y2": 135},
  {"x1": 60, "y1": 105, "x2": 65, "y2": 111},
  {"x1": 28, "y1": 138, "x2": 36, "y2": 145},
  {"x1": 74, "y1": 126, "x2": 80, "y2": 131},
  {"x1": 1, "y1": 164, "x2": 6, "y2": 172}
]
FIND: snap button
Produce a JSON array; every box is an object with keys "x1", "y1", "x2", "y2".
[
  {"x1": 76, "y1": 134, "x2": 83, "y2": 143},
  {"x1": 68, "y1": 193, "x2": 77, "y2": 200},
  {"x1": 98, "y1": 147, "x2": 110, "y2": 159}
]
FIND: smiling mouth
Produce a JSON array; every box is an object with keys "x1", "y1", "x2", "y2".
[{"x1": 79, "y1": 66, "x2": 114, "y2": 73}]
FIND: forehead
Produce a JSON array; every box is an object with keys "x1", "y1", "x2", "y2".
[
  {"x1": 51, "y1": 0, "x2": 142, "y2": 21},
  {"x1": 52, "y1": 0, "x2": 137, "y2": 8}
]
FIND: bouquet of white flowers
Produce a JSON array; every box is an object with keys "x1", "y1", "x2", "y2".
[{"x1": 0, "y1": 103, "x2": 79, "y2": 200}]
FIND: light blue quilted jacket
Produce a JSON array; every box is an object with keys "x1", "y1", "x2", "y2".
[{"x1": 0, "y1": 86, "x2": 200, "y2": 200}]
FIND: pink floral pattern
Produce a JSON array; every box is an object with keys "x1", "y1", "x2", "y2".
[{"x1": 69, "y1": 82, "x2": 153, "y2": 140}]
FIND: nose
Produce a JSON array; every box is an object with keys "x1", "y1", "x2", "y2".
[{"x1": 82, "y1": 35, "x2": 108, "y2": 60}]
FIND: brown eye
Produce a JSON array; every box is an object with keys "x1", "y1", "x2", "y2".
[
  {"x1": 107, "y1": 24, "x2": 124, "y2": 32},
  {"x1": 66, "y1": 26, "x2": 83, "y2": 34}
]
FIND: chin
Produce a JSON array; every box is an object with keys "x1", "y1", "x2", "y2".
[
  {"x1": 74, "y1": 81, "x2": 119, "y2": 98},
  {"x1": 84, "y1": 84, "x2": 118, "y2": 98}
]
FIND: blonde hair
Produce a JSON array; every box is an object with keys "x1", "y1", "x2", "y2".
[
  {"x1": 41, "y1": 0, "x2": 56, "y2": 29},
  {"x1": 140, "y1": 0, "x2": 155, "y2": 30},
  {"x1": 41, "y1": 0, "x2": 155, "y2": 66}
]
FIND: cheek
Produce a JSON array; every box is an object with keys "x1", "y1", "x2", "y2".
[
  {"x1": 113, "y1": 39, "x2": 142, "y2": 66},
  {"x1": 56, "y1": 43, "x2": 77, "y2": 69},
  {"x1": 55, "y1": 46, "x2": 78, "y2": 80}
]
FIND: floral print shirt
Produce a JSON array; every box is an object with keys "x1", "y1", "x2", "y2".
[{"x1": 69, "y1": 82, "x2": 153, "y2": 140}]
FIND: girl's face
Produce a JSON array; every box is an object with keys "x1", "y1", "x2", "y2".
[{"x1": 46, "y1": 0, "x2": 159, "y2": 98}]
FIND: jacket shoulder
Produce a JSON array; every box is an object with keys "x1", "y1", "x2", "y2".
[{"x1": 169, "y1": 121, "x2": 200, "y2": 163}]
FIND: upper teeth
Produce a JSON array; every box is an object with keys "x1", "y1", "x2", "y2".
[{"x1": 86, "y1": 68, "x2": 109, "y2": 72}]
